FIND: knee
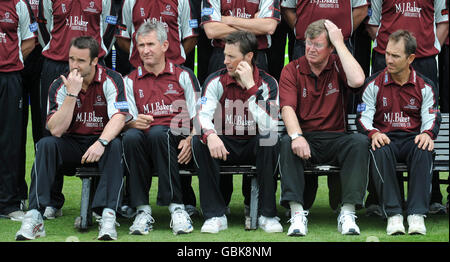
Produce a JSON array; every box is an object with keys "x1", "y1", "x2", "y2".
[
  {"x1": 35, "y1": 136, "x2": 60, "y2": 150},
  {"x1": 122, "y1": 128, "x2": 144, "y2": 148},
  {"x1": 147, "y1": 125, "x2": 170, "y2": 143}
]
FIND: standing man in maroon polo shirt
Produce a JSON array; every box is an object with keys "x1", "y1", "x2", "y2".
[
  {"x1": 366, "y1": 0, "x2": 448, "y2": 215},
  {"x1": 15, "y1": 36, "x2": 131, "y2": 241},
  {"x1": 357, "y1": 30, "x2": 441, "y2": 235},
  {"x1": 278, "y1": 20, "x2": 369, "y2": 236},
  {"x1": 281, "y1": 0, "x2": 368, "y2": 60},
  {"x1": 0, "y1": 0, "x2": 36, "y2": 221},
  {"x1": 122, "y1": 21, "x2": 200, "y2": 235},
  {"x1": 116, "y1": 0, "x2": 198, "y2": 69},
  {"x1": 201, "y1": 0, "x2": 280, "y2": 75}
]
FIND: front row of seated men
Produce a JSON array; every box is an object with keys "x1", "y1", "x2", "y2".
[{"x1": 15, "y1": 20, "x2": 441, "y2": 240}]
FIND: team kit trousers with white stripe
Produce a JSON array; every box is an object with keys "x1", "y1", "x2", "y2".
[
  {"x1": 369, "y1": 132, "x2": 434, "y2": 217},
  {"x1": 122, "y1": 125, "x2": 188, "y2": 207},
  {"x1": 192, "y1": 134, "x2": 279, "y2": 220},
  {"x1": 28, "y1": 135, "x2": 124, "y2": 213},
  {"x1": 279, "y1": 132, "x2": 370, "y2": 210}
]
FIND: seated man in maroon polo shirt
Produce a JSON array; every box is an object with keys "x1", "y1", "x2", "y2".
[
  {"x1": 278, "y1": 19, "x2": 369, "y2": 236},
  {"x1": 357, "y1": 30, "x2": 441, "y2": 235}
]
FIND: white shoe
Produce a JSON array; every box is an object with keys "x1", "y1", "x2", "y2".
[
  {"x1": 287, "y1": 211, "x2": 308, "y2": 236},
  {"x1": 386, "y1": 214, "x2": 405, "y2": 235},
  {"x1": 129, "y1": 210, "x2": 155, "y2": 235},
  {"x1": 170, "y1": 208, "x2": 193, "y2": 235},
  {"x1": 98, "y1": 209, "x2": 118, "y2": 240},
  {"x1": 7, "y1": 210, "x2": 25, "y2": 222},
  {"x1": 407, "y1": 214, "x2": 426, "y2": 235},
  {"x1": 201, "y1": 215, "x2": 227, "y2": 233},
  {"x1": 258, "y1": 216, "x2": 283, "y2": 233},
  {"x1": 43, "y1": 206, "x2": 62, "y2": 220},
  {"x1": 337, "y1": 211, "x2": 360, "y2": 235},
  {"x1": 15, "y1": 210, "x2": 46, "y2": 240}
]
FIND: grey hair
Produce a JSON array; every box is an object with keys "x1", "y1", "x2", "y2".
[{"x1": 135, "y1": 21, "x2": 168, "y2": 44}]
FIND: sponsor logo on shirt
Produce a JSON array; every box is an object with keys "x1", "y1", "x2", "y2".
[
  {"x1": 66, "y1": 16, "x2": 89, "y2": 32},
  {"x1": 75, "y1": 111, "x2": 104, "y2": 127},
  {"x1": 228, "y1": 8, "x2": 252, "y2": 19},
  {"x1": 395, "y1": 1, "x2": 422, "y2": 18},
  {"x1": 309, "y1": 0, "x2": 340, "y2": 8},
  {"x1": 94, "y1": 95, "x2": 106, "y2": 106},
  {"x1": 404, "y1": 98, "x2": 419, "y2": 110},
  {"x1": 143, "y1": 100, "x2": 174, "y2": 115},
  {"x1": 201, "y1": 8, "x2": 214, "y2": 16},
  {"x1": 164, "y1": 83, "x2": 179, "y2": 95},
  {"x1": 161, "y1": 5, "x2": 175, "y2": 16},
  {"x1": 325, "y1": 83, "x2": 339, "y2": 96},
  {"x1": 0, "y1": 12, "x2": 14, "y2": 24},
  {"x1": 383, "y1": 111, "x2": 411, "y2": 128},
  {"x1": 84, "y1": 1, "x2": 99, "y2": 13},
  {"x1": 0, "y1": 32, "x2": 7, "y2": 43},
  {"x1": 247, "y1": 0, "x2": 260, "y2": 4}
]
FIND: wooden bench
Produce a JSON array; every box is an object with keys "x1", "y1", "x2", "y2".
[{"x1": 75, "y1": 113, "x2": 449, "y2": 231}]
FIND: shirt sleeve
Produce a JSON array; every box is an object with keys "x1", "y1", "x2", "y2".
[
  {"x1": 179, "y1": 0, "x2": 199, "y2": 40},
  {"x1": 124, "y1": 75, "x2": 139, "y2": 121},
  {"x1": 179, "y1": 67, "x2": 201, "y2": 119},
  {"x1": 368, "y1": 0, "x2": 382, "y2": 26},
  {"x1": 258, "y1": 0, "x2": 281, "y2": 21},
  {"x1": 435, "y1": 0, "x2": 449, "y2": 24},
  {"x1": 420, "y1": 82, "x2": 441, "y2": 139},
  {"x1": 118, "y1": 0, "x2": 133, "y2": 39},
  {"x1": 103, "y1": 71, "x2": 133, "y2": 122},
  {"x1": 201, "y1": 0, "x2": 221, "y2": 24},
  {"x1": 17, "y1": 0, "x2": 36, "y2": 41},
  {"x1": 356, "y1": 79, "x2": 380, "y2": 139},
  {"x1": 198, "y1": 76, "x2": 223, "y2": 136},
  {"x1": 280, "y1": 0, "x2": 296, "y2": 9},
  {"x1": 278, "y1": 61, "x2": 298, "y2": 112}
]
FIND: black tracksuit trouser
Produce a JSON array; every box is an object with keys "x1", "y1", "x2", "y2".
[
  {"x1": 28, "y1": 135, "x2": 124, "y2": 213},
  {"x1": 279, "y1": 132, "x2": 369, "y2": 210},
  {"x1": 122, "y1": 126, "x2": 187, "y2": 207},
  {"x1": 192, "y1": 134, "x2": 279, "y2": 220},
  {"x1": 369, "y1": 132, "x2": 433, "y2": 217}
]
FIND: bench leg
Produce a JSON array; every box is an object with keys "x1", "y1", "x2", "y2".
[
  {"x1": 79, "y1": 177, "x2": 91, "y2": 231},
  {"x1": 250, "y1": 176, "x2": 259, "y2": 230}
]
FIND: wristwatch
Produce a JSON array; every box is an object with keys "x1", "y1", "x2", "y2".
[
  {"x1": 98, "y1": 138, "x2": 109, "y2": 147},
  {"x1": 289, "y1": 133, "x2": 303, "y2": 141}
]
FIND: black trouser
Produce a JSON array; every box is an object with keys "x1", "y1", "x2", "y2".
[
  {"x1": 207, "y1": 47, "x2": 269, "y2": 76},
  {"x1": 279, "y1": 132, "x2": 369, "y2": 210},
  {"x1": 122, "y1": 126, "x2": 189, "y2": 207},
  {"x1": 438, "y1": 43, "x2": 449, "y2": 113},
  {"x1": 369, "y1": 132, "x2": 433, "y2": 217},
  {"x1": 28, "y1": 134, "x2": 124, "y2": 213},
  {"x1": 266, "y1": 18, "x2": 295, "y2": 82},
  {"x1": 192, "y1": 135, "x2": 279, "y2": 220},
  {"x1": 0, "y1": 72, "x2": 25, "y2": 215}
]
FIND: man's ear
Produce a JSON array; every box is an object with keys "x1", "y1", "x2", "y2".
[
  {"x1": 407, "y1": 53, "x2": 416, "y2": 66},
  {"x1": 91, "y1": 57, "x2": 99, "y2": 66},
  {"x1": 244, "y1": 51, "x2": 254, "y2": 65}
]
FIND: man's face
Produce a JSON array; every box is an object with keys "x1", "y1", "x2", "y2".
[
  {"x1": 305, "y1": 32, "x2": 333, "y2": 66},
  {"x1": 68, "y1": 46, "x2": 97, "y2": 78},
  {"x1": 136, "y1": 31, "x2": 168, "y2": 68},
  {"x1": 223, "y1": 43, "x2": 251, "y2": 77},
  {"x1": 385, "y1": 39, "x2": 414, "y2": 75}
]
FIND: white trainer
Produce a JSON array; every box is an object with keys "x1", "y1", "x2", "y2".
[
  {"x1": 97, "y1": 209, "x2": 119, "y2": 240},
  {"x1": 129, "y1": 210, "x2": 155, "y2": 235},
  {"x1": 287, "y1": 211, "x2": 308, "y2": 236},
  {"x1": 258, "y1": 216, "x2": 283, "y2": 233},
  {"x1": 386, "y1": 214, "x2": 405, "y2": 235},
  {"x1": 170, "y1": 208, "x2": 194, "y2": 235},
  {"x1": 201, "y1": 215, "x2": 227, "y2": 233},
  {"x1": 43, "y1": 206, "x2": 62, "y2": 220},
  {"x1": 15, "y1": 209, "x2": 46, "y2": 240},
  {"x1": 407, "y1": 214, "x2": 426, "y2": 235},
  {"x1": 337, "y1": 211, "x2": 360, "y2": 235}
]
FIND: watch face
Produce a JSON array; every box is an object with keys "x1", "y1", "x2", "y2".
[{"x1": 99, "y1": 139, "x2": 108, "y2": 146}]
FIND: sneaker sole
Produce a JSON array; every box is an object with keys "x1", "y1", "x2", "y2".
[
  {"x1": 129, "y1": 230, "x2": 150, "y2": 235},
  {"x1": 15, "y1": 232, "x2": 45, "y2": 241},
  {"x1": 287, "y1": 229, "x2": 306, "y2": 236},
  {"x1": 387, "y1": 230, "x2": 405, "y2": 236},
  {"x1": 339, "y1": 227, "x2": 360, "y2": 235},
  {"x1": 98, "y1": 234, "x2": 117, "y2": 241}
]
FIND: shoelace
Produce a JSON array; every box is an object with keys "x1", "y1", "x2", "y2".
[
  {"x1": 97, "y1": 216, "x2": 120, "y2": 229},
  {"x1": 339, "y1": 212, "x2": 357, "y2": 224},
  {"x1": 134, "y1": 211, "x2": 155, "y2": 227},
  {"x1": 170, "y1": 210, "x2": 192, "y2": 228},
  {"x1": 288, "y1": 211, "x2": 309, "y2": 223},
  {"x1": 409, "y1": 214, "x2": 426, "y2": 224}
]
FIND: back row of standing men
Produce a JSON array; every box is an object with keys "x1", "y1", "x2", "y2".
[{"x1": 0, "y1": 0, "x2": 447, "y2": 240}]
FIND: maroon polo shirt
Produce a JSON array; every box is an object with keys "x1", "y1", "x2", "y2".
[{"x1": 279, "y1": 54, "x2": 350, "y2": 132}]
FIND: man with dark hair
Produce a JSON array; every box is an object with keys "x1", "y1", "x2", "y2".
[
  {"x1": 15, "y1": 36, "x2": 131, "y2": 241},
  {"x1": 193, "y1": 30, "x2": 281, "y2": 234},
  {"x1": 122, "y1": 21, "x2": 200, "y2": 235},
  {"x1": 279, "y1": 19, "x2": 369, "y2": 236},
  {"x1": 357, "y1": 30, "x2": 441, "y2": 235}
]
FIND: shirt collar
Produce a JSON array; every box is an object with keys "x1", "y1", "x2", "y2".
[
  {"x1": 137, "y1": 59, "x2": 176, "y2": 79},
  {"x1": 384, "y1": 66, "x2": 417, "y2": 87},
  {"x1": 223, "y1": 65, "x2": 261, "y2": 88},
  {"x1": 297, "y1": 54, "x2": 337, "y2": 76}
]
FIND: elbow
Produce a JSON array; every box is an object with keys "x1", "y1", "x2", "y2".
[{"x1": 264, "y1": 20, "x2": 278, "y2": 35}]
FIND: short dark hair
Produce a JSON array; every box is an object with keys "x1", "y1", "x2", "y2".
[
  {"x1": 70, "y1": 36, "x2": 100, "y2": 61},
  {"x1": 225, "y1": 31, "x2": 258, "y2": 65},
  {"x1": 388, "y1": 30, "x2": 417, "y2": 57}
]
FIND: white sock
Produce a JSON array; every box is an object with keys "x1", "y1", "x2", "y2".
[
  {"x1": 341, "y1": 203, "x2": 355, "y2": 213},
  {"x1": 169, "y1": 203, "x2": 185, "y2": 213},
  {"x1": 289, "y1": 201, "x2": 304, "y2": 217},
  {"x1": 137, "y1": 205, "x2": 151, "y2": 214}
]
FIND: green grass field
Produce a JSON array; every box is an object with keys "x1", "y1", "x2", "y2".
[{"x1": 0, "y1": 111, "x2": 448, "y2": 244}]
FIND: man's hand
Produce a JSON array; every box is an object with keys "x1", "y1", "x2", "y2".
[
  {"x1": 81, "y1": 140, "x2": 105, "y2": 164},
  {"x1": 61, "y1": 69, "x2": 83, "y2": 96},
  {"x1": 207, "y1": 133, "x2": 230, "y2": 161},
  {"x1": 235, "y1": 61, "x2": 255, "y2": 90},
  {"x1": 130, "y1": 114, "x2": 154, "y2": 130},
  {"x1": 371, "y1": 132, "x2": 391, "y2": 151},
  {"x1": 291, "y1": 136, "x2": 311, "y2": 160},
  {"x1": 324, "y1": 19, "x2": 344, "y2": 48},
  {"x1": 415, "y1": 133, "x2": 434, "y2": 151},
  {"x1": 178, "y1": 137, "x2": 192, "y2": 164}
]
